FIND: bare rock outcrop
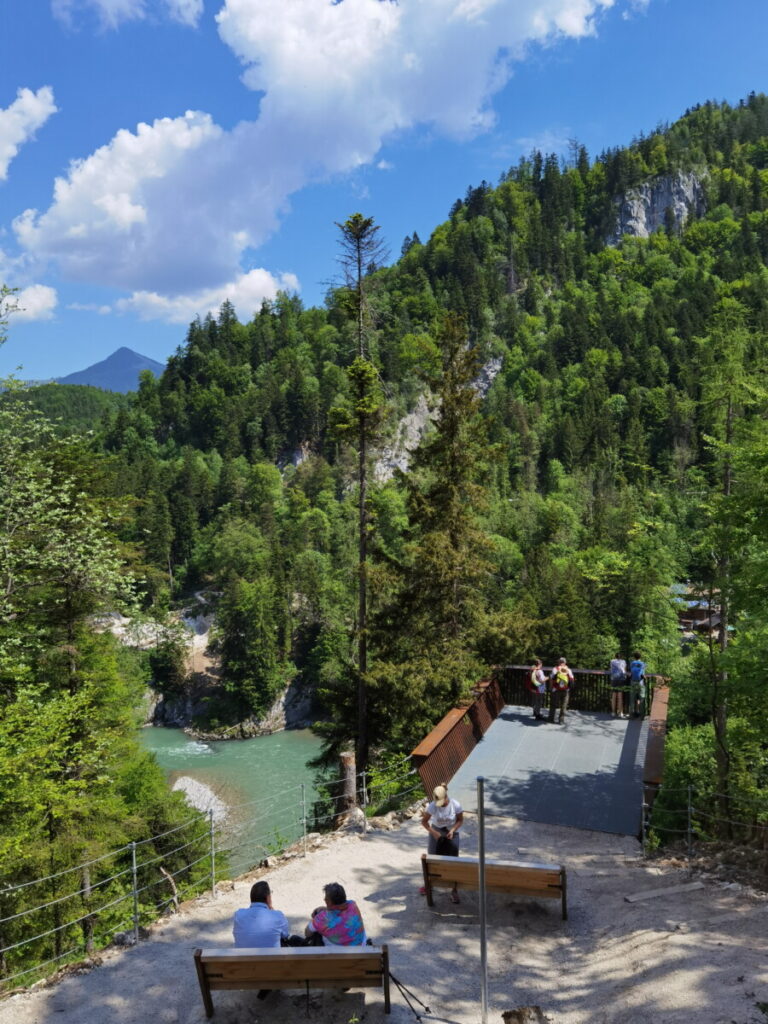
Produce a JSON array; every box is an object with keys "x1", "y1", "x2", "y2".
[{"x1": 610, "y1": 171, "x2": 705, "y2": 243}]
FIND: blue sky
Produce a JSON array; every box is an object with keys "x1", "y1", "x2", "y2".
[{"x1": 1, "y1": 0, "x2": 768, "y2": 379}]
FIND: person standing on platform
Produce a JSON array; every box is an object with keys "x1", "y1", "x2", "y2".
[
  {"x1": 628, "y1": 652, "x2": 647, "y2": 718},
  {"x1": 548, "y1": 657, "x2": 574, "y2": 724},
  {"x1": 526, "y1": 659, "x2": 547, "y2": 719},
  {"x1": 609, "y1": 653, "x2": 628, "y2": 718}
]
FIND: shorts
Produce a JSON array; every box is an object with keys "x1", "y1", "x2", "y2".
[{"x1": 428, "y1": 826, "x2": 460, "y2": 856}]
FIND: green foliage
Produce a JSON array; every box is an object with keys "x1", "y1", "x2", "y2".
[
  {"x1": 216, "y1": 576, "x2": 287, "y2": 717},
  {"x1": 9, "y1": 95, "x2": 768, "y2": 920},
  {"x1": 0, "y1": 393, "x2": 209, "y2": 982},
  {"x1": 1, "y1": 384, "x2": 127, "y2": 435}
]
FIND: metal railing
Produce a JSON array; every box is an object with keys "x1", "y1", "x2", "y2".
[
  {"x1": 0, "y1": 758, "x2": 419, "y2": 992},
  {"x1": 643, "y1": 784, "x2": 768, "y2": 864},
  {"x1": 497, "y1": 665, "x2": 664, "y2": 714},
  {"x1": 410, "y1": 678, "x2": 504, "y2": 797}
]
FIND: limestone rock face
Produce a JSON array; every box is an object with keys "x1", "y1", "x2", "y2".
[
  {"x1": 373, "y1": 357, "x2": 503, "y2": 483},
  {"x1": 610, "y1": 172, "x2": 705, "y2": 244},
  {"x1": 374, "y1": 393, "x2": 435, "y2": 483}
]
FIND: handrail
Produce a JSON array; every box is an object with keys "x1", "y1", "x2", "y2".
[{"x1": 410, "y1": 678, "x2": 503, "y2": 797}]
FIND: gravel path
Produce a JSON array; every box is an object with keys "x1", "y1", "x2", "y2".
[{"x1": 2, "y1": 813, "x2": 766, "y2": 1024}]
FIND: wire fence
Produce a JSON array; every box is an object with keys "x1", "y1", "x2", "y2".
[
  {"x1": 0, "y1": 757, "x2": 420, "y2": 992},
  {"x1": 642, "y1": 784, "x2": 768, "y2": 862}
]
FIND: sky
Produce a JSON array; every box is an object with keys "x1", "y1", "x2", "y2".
[{"x1": 1, "y1": 0, "x2": 768, "y2": 380}]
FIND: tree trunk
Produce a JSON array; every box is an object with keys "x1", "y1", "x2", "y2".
[
  {"x1": 340, "y1": 750, "x2": 356, "y2": 810},
  {"x1": 713, "y1": 399, "x2": 734, "y2": 835},
  {"x1": 357, "y1": 413, "x2": 368, "y2": 774}
]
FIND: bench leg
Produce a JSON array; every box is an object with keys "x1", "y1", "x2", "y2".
[
  {"x1": 561, "y1": 870, "x2": 568, "y2": 921},
  {"x1": 420, "y1": 854, "x2": 434, "y2": 907},
  {"x1": 193, "y1": 948, "x2": 215, "y2": 1018},
  {"x1": 382, "y1": 944, "x2": 391, "y2": 1014}
]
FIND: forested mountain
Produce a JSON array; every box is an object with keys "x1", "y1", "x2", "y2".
[
  {"x1": 3, "y1": 94, "x2": 768, "y2": 922},
  {"x1": 1, "y1": 383, "x2": 127, "y2": 433}
]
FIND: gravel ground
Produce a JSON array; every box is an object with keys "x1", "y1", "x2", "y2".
[{"x1": 1, "y1": 813, "x2": 766, "y2": 1024}]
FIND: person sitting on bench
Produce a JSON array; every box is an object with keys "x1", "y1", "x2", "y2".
[
  {"x1": 233, "y1": 880, "x2": 290, "y2": 948},
  {"x1": 233, "y1": 879, "x2": 295, "y2": 1001},
  {"x1": 305, "y1": 882, "x2": 368, "y2": 946}
]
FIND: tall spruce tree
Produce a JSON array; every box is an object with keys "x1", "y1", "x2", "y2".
[
  {"x1": 370, "y1": 315, "x2": 497, "y2": 746},
  {"x1": 334, "y1": 214, "x2": 387, "y2": 772}
]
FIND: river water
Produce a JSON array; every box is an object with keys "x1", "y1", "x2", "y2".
[{"x1": 139, "y1": 726, "x2": 324, "y2": 877}]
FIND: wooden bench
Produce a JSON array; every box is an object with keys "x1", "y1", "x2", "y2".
[
  {"x1": 193, "y1": 945, "x2": 391, "y2": 1017},
  {"x1": 421, "y1": 853, "x2": 567, "y2": 919}
]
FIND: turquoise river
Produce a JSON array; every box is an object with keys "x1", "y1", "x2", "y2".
[{"x1": 139, "y1": 726, "x2": 324, "y2": 877}]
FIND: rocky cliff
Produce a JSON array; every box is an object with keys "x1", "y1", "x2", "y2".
[{"x1": 610, "y1": 171, "x2": 705, "y2": 244}]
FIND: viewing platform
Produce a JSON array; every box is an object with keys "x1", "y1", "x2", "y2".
[
  {"x1": 449, "y1": 706, "x2": 648, "y2": 835},
  {"x1": 411, "y1": 667, "x2": 669, "y2": 838}
]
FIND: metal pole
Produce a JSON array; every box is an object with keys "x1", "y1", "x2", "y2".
[
  {"x1": 209, "y1": 809, "x2": 216, "y2": 898},
  {"x1": 477, "y1": 776, "x2": 488, "y2": 1024},
  {"x1": 130, "y1": 842, "x2": 139, "y2": 946},
  {"x1": 362, "y1": 771, "x2": 368, "y2": 836},
  {"x1": 301, "y1": 783, "x2": 308, "y2": 856}
]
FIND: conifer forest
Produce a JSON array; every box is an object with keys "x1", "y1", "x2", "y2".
[{"x1": 3, "y1": 93, "x2": 768, "y2": 977}]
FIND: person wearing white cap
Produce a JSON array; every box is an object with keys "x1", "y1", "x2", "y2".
[{"x1": 420, "y1": 783, "x2": 464, "y2": 903}]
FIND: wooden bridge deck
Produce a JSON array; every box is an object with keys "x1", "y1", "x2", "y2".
[{"x1": 449, "y1": 705, "x2": 649, "y2": 836}]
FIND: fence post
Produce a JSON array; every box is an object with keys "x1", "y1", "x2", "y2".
[
  {"x1": 130, "y1": 842, "x2": 139, "y2": 946},
  {"x1": 640, "y1": 801, "x2": 647, "y2": 855},
  {"x1": 301, "y1": 783, "x2": 308, "y2": 857},
  {"x1": 687, "y1": 785, "x2": 693, "y2": 862},
  {"x1": 209, "y1": 809, "x2": 216, "y2": 899},
  {"x1": 362, "y1": 771, "x2": 368, "y2": 837}
]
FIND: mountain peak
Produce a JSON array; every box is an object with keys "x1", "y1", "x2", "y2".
[{"x1": 56, "y1": 348, "x2": 165, "y2": 393}]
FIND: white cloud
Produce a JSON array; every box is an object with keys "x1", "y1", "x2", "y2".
[
  {"x1": 114, "y1": 267, "x2": 300, "y2": 323},
  {"x1": 52, "y1": 0, "x2": 146, "y2": 29},
  {"x1": 515, "y1": 128, "x2": 572, "y2": 156},
  {"x1": 377, "y1": 159, "x2": 394, "y2": 171},
  {"x1": 67, "y1": 302, "x2": 112, "y2": 314},
  {"x1": 15, "y1": 111, "x2": 226, "y2": 292},
  {"x1": 20, "y1": 0, "x2": 618, "y2": 320},
  {"x1": 165, "y1": 0, "x2": 203, "y2": 25},
  {"x1": 0, "y1": 87, "x2": 57, "y2": 182},
  {"x1": 51, "y1": 0, "x2": 203, "y2": 29},
  {"x1": 14, "y1": 284, "x2": 58, "y2": 321}
]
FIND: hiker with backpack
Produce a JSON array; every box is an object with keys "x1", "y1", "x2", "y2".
[
  {"x1": 628, "y1": 652, "x2": 646, "y2": 718},
  {"x1": 526, "y1": 658, "x2": 547, "y2": 719},
  {"x1": 548, "y1": 657, "x2": 574, "y2": 724},
  {"x1": 608, "y1": 653, "x2": 628, "y2": 718}
]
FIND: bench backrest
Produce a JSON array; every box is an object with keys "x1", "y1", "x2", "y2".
[
  {"x1": 423, "y1": 854, "x2": 564, "y2": 896},
  {"x1": 196, "y1": 946, "x2": 386, "y2": 989}
]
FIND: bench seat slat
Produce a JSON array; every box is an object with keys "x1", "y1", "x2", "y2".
[
  {"x1": 428, "y1": 867, "x2": 562, "y2": 885},
  {"x1": 427, "y1": 854, "x2": 563, "y2": 873},
  {"x1": 207, "y1": 978, "x2": 384, "y2": 990},
  {"x1": 206, "y1": 962, "x2": 383, "y2": 983}
]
